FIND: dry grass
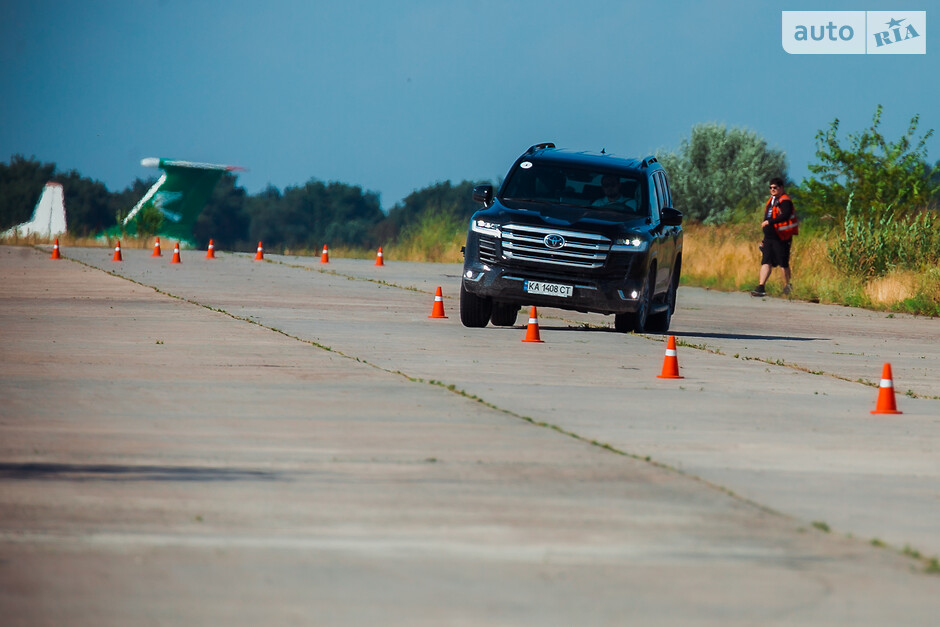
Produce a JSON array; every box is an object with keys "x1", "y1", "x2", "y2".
[
  {"x1": 864, "y1": 272, "x2": 917, "y2": 305},
  {"x1": 682, "y1": 224, "x2": 843, "y2": 295},
  {"x1": 681, "y1": 224, "x2": 757, "y2": 290},
  {"x1": 0, "y1": 233, "x2": 162, "y2": 249},
  {"x1": 682, "y1": 223, "x2": 940, "y2": 316},
  {"x1": 282, "y1": 213, "x2": 466, "y2": 263},
  {"x1": 387, "y1": 233, "x2": 465, "y2": 263},
  {"x1": 278, "y1": 242, "x2": 464, "y2": 263}
]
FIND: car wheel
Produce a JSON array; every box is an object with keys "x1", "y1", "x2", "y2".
[
  {"x1": 459, "y1": 280, "x2": 493, "y2": 328},
  {"x1": 646, "y1": 271, "x2": 677, "y2": 333},
  {"x1": 490, "y1": 302, "x2": 519, "y2": 326},
  {"x1": 645, "y1": 304, "x2": 671, "y2": 334},
  {"x1": 613, "y1": 312, "x2": 632, "y2": 333},
  {"x1": 615, "y1": 268, "x2": 653, "y2": 333}
]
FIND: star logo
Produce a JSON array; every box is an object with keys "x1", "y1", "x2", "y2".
[{"x1": 886, "y1": 17, "x2": 905, "y2": 29}]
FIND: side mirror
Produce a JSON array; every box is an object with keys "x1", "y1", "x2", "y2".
[
  {"x1": 472, "y1": 185, "x2": 493, "y2": 207},
  {"x1": 661, "y1": 207, "x2": 683, "y2": 227}
]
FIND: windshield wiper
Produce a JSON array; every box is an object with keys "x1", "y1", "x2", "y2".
[
  {"x1": 502, "y1": 197, "x2": 553, "y2": 205},
  {"x1": 503, "y1": 198, "x2": 582, "y2": 207}
]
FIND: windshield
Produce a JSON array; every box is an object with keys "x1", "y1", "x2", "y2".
[{"x1": 500, "y1": 160, "x2": 648, "y2": 216}]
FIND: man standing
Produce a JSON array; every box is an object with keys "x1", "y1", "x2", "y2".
[{"x1": 751, "y1": 177, "x2": 797, "y2": 297}]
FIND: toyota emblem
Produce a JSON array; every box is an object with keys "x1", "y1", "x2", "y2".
[{"x1": 543, "y1": 233, "x2": 565, "y2": 249}]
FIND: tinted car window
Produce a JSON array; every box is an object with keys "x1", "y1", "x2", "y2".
[
  {"x1": 657, "y1": 173, "x2": 671, "y2": 215},
  {"x1": 660, "y1": 171, "x2": 673, "y2": 208},
  {"x1": 648, "y1": 174, "x2": 661, "y2": 223},
  {"x1": 501, "y1": 161, "x2": 648, "y2": 216}
]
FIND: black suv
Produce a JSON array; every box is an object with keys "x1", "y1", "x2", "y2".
[{"x1": 460, "y1": 143, "x2": 682, "y2": 333}]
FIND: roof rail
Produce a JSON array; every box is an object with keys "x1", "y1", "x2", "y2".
[
  {"x1": 640, "y1": 155, "x2": 658, "y2": 168},
  {"x1": 525, "y1": 142, "x2": 556, "y2": 155}
]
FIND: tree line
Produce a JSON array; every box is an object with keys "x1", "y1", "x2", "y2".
[
  {"x1": 0, "y1": 154, "x2": 488, "y2": 252},
  {"x1": 3, "y1": 105, "x2": 938, "y2": 262}
]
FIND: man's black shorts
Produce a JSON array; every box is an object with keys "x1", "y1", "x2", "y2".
[{"x1": 761, "y1": 238, "x2": 791, "y2": 268}]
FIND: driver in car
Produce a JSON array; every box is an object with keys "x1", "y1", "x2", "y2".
[{"x1": 592, "y1": 174, "x2": 625, "y2": 206}]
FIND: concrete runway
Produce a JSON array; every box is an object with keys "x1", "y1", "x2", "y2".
[{"x1": 1, "y1": 244, "x2": 938, "y2": 625}]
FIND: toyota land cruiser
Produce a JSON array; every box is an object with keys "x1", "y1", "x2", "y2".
[{"x1": 460, "y1": 143, "x2": 683, "y2": 333}]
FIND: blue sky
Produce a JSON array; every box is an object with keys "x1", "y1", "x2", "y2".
[{"x1": 2, "y1": 1, "x2": 936, "y2": 210}]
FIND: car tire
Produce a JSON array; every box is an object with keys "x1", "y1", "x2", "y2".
[
  {"x1": 459, "y1": 280, "x2": 493, "y2": 328},
  {"x1": 615, "y1": 268, "x2": 653, "y2": 333},
  {"x1": 646, "y1": 270, "x2": 678, "y2": 333},
  {"x1": 490, "y1": 302, "x2": 519, "y2": 326},
  {"x1": 645, "y1": 305, "x2": 671, "y2": 334},
  {"x1": 613, "y1": 313, "x2": 630, "y2": 333}
]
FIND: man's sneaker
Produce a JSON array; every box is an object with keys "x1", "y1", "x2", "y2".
[
  {"x1": 783, "y1": 283, "x2": 793, "y2": 296},
  {"x1": 750, "y1": 285, "x2": 766, "y2": 297}
]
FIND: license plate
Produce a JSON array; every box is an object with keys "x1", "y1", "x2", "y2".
[{"x1": 524, "y1": 280, "x2": 572, "y2": 298}]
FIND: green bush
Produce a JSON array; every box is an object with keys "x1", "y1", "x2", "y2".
[
  {"x1": 803, "y1": 105, "x2": 936, "y2": 222},
  {"x1": 394, "y1": 209, "x2": 465, "y2": 262},
  {"x1": 657, "y1": 123, "x2": 787, "y2": 224},
  {"x1": 828, "y1": 201, "x2": 940, "y2": 277},
  {"x1": 134, "y1": 203, "x2": 164, "y2": 238}
]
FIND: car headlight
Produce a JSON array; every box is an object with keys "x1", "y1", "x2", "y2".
[
  {"x1": 471, "y1": 219, "x2": 501, "y2": 238},
  {"x1": 611, "y1": 236, "x2": 648, "y2": 251}
]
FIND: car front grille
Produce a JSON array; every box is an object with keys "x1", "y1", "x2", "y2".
[
  {"x1": 478, "y1": 237, "x2": 499, "y2": 264},
  {"x1": 500, "y1": 224, "x2": 610, "y2": 269}
]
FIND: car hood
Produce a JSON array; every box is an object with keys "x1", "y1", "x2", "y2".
[{"x1": 479, "y1": 199, "x2": 649, "y2": 237}]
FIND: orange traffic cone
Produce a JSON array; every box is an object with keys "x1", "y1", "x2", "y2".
[
  {"x1": 171, "y1": 242, "x2": 181, "y2": 264},
  {"x1": 375, "y1": 246, "x2": 384, "y2": 266},
  {"x1": 151, "y1": 237, "x2": 162, "y2": 257},
  {"x1": 320, "y1": 244, "x2": 329, "y2": 263},
  {"x1": 871, "y1": 362, "x2": 902, "y2": 414},
  {"x1": 206, "y1": 239, "x2": 216, "y2": 259},
  {"x1": 50, "y1": 238, "x2": 61, "y2": 260},
  {"x1": 255, "y1": 241, "x2": 264, "y2": 260},
  {"x1": 112, "y1": 240, "x2": 123, "y2": 262},
  {"x1": 428, "y1": 286, "x2": 447, "y2": 319},
  {"x1": 657, "y1": 335, "x2": 684, "y2": 379},
  {"x1": 522, "y1": 306, "x2": 544, "y2": 343}
]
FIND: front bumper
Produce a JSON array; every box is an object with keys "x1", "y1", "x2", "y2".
[{"x1": 461, "y1": 258, "x2": 645, "y2": 315}]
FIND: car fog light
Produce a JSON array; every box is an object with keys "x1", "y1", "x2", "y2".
[{"x1": 630, "y1": 290, "x2": 639, "y2": 299}]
